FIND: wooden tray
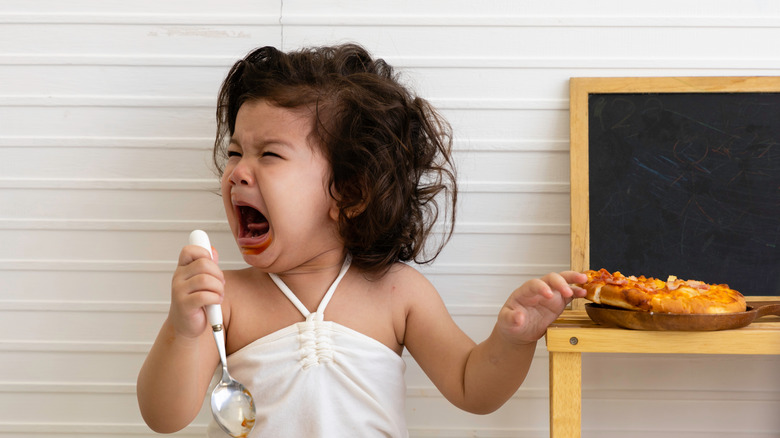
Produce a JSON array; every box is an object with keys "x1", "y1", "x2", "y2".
[{"x1": 585, "y1": 302, "x2": 780, "y2": 331}]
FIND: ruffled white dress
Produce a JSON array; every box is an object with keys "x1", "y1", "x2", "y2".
[{"x1": 207, "y1": 256, "x2": 408, "y2": 437}]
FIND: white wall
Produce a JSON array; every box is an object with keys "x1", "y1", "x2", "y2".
[{"x1": 2, "y1": 1, "x2": 780, "y2": 437}]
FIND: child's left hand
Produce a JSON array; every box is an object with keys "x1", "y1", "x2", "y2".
[{"x1": 498, "y1": 271, "x2": 587, "y2": 345}]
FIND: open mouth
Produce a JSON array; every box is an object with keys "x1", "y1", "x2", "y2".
[
  {"x1": 236, "y1": 204, "x2": 272, "y2": 255},
  {"x1": 235, "y1": 204, "x2": 273, "y2": 255},
  {"x1": 238, "y1": 205, "x2": 270, "y2": 239}
]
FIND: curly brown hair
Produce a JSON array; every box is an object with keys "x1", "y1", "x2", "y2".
[{"x1": 213, "y1": 43, "x2": 457, "y2": 277}]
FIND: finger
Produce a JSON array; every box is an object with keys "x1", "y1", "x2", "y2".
[
  {"x1": 544, "y1": 272, "x2": 570, "y2": 290},
  {"x1": 547, "y1": 271, "x2": 588, "y2": 298},
  {"x1": 171, "y1": 262, "x2": 225, "y2": 303},
  {"x1": 519, "y1": 278, "x2": 555, "y2": 300},
  {"x1": 537, "y1": 272, "x2": 576, "y2": 299},
  {"x1": 561, "y1": 270, "x2": 588, "y2": 285},
  {"x1": 185, "y1": 272, "x2": 225, "y2": 298},
  {"x1": 560, "y1": 271, "x2": 588, "y2": 300},
  {"x1": 182, "y1": 290, "x2": 224, "y2": 309},
  {"x1": 178, "y1": 245, "x2": 215, "y2": 266},
  {"x1": 174, "y1": 265, "x2": 225, "y2": 293},
  {"x1": 571, "y1": 285, "x2": 587, "y2": 298}
]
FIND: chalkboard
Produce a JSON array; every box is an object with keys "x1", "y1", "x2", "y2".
[{"x1": 570, "y1": 77, "x2": 780, "y2": 297}]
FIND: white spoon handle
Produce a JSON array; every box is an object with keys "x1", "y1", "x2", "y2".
[{"x1": 188, "y1": 230, "x2": 223, "y2": 328}]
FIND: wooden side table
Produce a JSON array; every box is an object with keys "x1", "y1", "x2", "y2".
[{"x1": 545, "y1": 305, "x2": 780, "y2": 438}]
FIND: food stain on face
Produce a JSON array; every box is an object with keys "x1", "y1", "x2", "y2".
[{"x1": 240, "y1": 235, "x2": 272, "y2": 255}]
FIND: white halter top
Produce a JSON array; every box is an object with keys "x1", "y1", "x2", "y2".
[{"x1": 207, "y1": 256, "x2": 408, "y2": 437}]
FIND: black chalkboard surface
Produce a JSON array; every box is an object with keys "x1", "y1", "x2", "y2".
[{"x1": 570, "y1": 77, "x2": 780, "y2": 297}]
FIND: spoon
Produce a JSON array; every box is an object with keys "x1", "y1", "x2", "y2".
[{"x1": 189, "y1": 230, "x2": 256, "y2": 437}]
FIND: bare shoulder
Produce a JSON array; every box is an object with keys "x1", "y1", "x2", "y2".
[
  {"x1": 374, "y1": 263, "x2": 454, "y2": 344},
  {"x1": 219, "y1": 267, "x2": 284, "y2": 353},
  {"x1": 375, "y1": 263, "x2": 442, "y2": 309},
  {"x1": 222, "y1": 267, "x2": 269, "y2": 304},
  {"x1": 219, "y1": 267, "x2": 255, "y2": 326},
  {"x1": 382, "y1": 262, "x2": 437, "y2": 292},
  {"x1": 322, "y1": 262, "x2": 443, "y2": 353}
]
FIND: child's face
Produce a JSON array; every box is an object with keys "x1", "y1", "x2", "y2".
[{"x1": 221, "y1": 99, "x2": 342, "y2": 271}]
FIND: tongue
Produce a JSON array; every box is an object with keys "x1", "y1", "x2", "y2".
[
  {"x1": 247, "y1": 221, "x2": 269, "y2": 237},
  {"x1": 242, "y1": 207, "x2": 269, "y2": 238}
]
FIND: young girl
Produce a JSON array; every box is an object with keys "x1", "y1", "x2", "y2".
[{"x1": 137, "y1": 43, "x2": 586, "y2": 437}]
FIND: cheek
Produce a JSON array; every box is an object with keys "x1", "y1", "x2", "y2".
[
  {"x1": 220, "y1": 175, "x2": 230, "y2": 204},
  {"x1": 220, "y1": 172, "x2": 231, "y2": 196},
  {"x1": 306, "y1": 175, "x2": 336, "y2": 217},
  {"x1": 220, "y1": 175, "x2": 237, "y2": 225}
]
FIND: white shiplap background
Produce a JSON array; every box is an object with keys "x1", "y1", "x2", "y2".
[{"x1": 2, "y1": 1, "x2": 780, "y2": 437}]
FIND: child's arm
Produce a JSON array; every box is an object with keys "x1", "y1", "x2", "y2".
[
  {"x1": 136, "y1": 246, "x2": 225, "y2": 432},
  {"x1": 403, "y1": 270, "x2": 586, "y2": 414}
]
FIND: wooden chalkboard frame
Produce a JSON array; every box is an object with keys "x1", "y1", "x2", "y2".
[{"x1": 569, "y1": 76, "x2": 780, "y2": 307}]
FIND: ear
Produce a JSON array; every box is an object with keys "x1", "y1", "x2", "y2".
[
  {"x1": 328, "y1": 186, "x2": 366, "y2": 222},
  {"x1": 328, "y1": 199, "x2": 340, "y2": 222},
  {"x1": 328, "y1": 199, "x2": 366, "y2": 221}
]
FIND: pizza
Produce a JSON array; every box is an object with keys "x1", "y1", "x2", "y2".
[{"x1": 576, "y1": 269, "x2": 746, "y2": 314}]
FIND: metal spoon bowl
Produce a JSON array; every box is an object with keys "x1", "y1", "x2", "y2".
[
  {"x1": 190, "y1": 230, "x2": 256, "y2": 437},
  {"x1": 210, "y1": 328, "x2": 256, "y2": 437}
]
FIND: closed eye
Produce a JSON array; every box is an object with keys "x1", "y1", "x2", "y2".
[
  {"x1": 262, "y1": 152, "x2": 281, "y2": 158},
  {"x1": 227, "y1": 150, "x2": 242, "y2": 158}
]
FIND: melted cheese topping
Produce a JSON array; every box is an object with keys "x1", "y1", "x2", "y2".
[{"x1": 579, "y1": 268, "x2": 746, "y2": 314}]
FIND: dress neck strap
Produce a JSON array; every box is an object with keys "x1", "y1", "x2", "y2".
[{"x1": 268, "y1": 255, "x2": 352, "y2": 319}]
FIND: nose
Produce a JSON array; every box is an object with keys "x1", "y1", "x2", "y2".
[{"x1": 228, "y1": 160, "x2": 254, "y2": 186}]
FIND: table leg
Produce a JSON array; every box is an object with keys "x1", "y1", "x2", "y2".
[{"x1": 549, "y1": 351, "x2": 581, "y2": 438}]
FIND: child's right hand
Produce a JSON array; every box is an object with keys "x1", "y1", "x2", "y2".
[{"x1": 168, "y1": 245, "x2": 225, "y2": 339}]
